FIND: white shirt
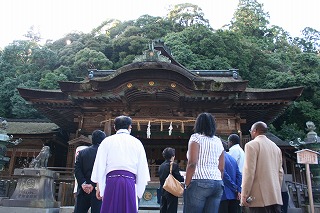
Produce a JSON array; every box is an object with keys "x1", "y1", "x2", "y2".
[
  {"x1": 228, "y1": 144, "x2": 245, "y2": 173},
  {"x1": 188, "y1": 133, "x2": 224, "y2": 180},
  {"x1": 73, "y1": 145, "x2": 88, "y2": 193},
  {"x1": 91, "y1": 129, "x2": 150, "y2": 198}
]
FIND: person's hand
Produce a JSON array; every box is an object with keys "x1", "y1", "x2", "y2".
[
  {"x1": 87, "y1": 184, "x2": 93, "y2": 194},
  {"x1": 82, "y1": 184, "x2": 93, "y2": 194},
  {"x1": 96, "y1": 187, "x2": 102, "y2": 200},
  {"x1": 237, "y1": 192, "x2": 241, "y2": 200},
  {"x1": 240, "y1": 195, "x2": 249, "y2": 207}
]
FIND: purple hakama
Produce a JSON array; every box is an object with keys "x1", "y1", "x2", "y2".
[{"x1": 100, "y1": 170, "x2": 137, "y2": 213}]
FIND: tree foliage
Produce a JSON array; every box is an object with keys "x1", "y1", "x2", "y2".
[
  {"x1": 230, "y1": 0, "x2": 270, "y2": 37},
  {"x1": 0, "y1": 2, "x2": 319, "y2": 139},
  {"x1": 167, "y1": 3, "x2": 211, "y2": 29}
]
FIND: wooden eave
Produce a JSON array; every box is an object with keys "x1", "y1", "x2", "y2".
[
  {"x1": 241, "y1": 86, "x2": 304, "y2": 100},
  {"x1": 17, "y1": 85, "x2": 304, "y2": 134},
  {"x1": 229, "y1": 86, "x2": 304, "y2": 131},
  {"x1": 17, "y1": 87, "x2": 73, "y2": 106},
  {"x1": 17, "y1": 88, "x2": 80, "y2": 132}
]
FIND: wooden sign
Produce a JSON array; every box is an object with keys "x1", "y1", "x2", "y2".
[
  {"x1": 295, "y1": 149, "x2": 319, "y2": 213},
  {"x1": 295, "y1": 149, "x2": 318, "y2": 164}
]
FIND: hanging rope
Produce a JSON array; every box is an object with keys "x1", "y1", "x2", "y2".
[{"x1": 100, "y1": 118, "x2": 196, "y2": 135}]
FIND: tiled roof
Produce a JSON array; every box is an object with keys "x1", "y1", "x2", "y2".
[
  {"x1": 266, "y1": 132, "x2": 290, "y2": 146},
  {"x1": 5, "y1": 122, "x2": 59, "y2": 134}
]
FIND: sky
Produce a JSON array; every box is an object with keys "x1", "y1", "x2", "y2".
[{"x1": 1, "y1": 0, "x2": 319, "y2": 48}]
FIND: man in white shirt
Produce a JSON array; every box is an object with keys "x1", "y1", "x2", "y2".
[
  {"x1": 91, "y1": 115, "x2": 150, "y2": 213},
  {"x1": 227, "y1": 134, "x2": 245, "y2": 173}
]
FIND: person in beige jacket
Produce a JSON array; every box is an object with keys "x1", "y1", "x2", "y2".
[{"x1": 241, "y1": 121, "x2": 283, "y2": 213}]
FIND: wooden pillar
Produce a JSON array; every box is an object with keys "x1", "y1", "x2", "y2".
[
  {"x1": 282, "y1": 152, "x2": 287, "y2": 174},
  {"x1": 8, "y1": 147, "x2": 17, "y2": 175},
  {"x1": 66, "y1": 144, "x2": 75, "y2": 168},
  {"x1": 76, "y1": 115, "x2": 84, "y2": 138},
  {"x1": 104, "y1": 115, "x2": 112, "y2": 136}
]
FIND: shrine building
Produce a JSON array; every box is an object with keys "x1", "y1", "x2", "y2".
[{"x1": 17, "y1": 42, "x2": 304, "y2": 180}]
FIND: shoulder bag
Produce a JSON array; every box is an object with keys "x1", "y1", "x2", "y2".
[{"x1": 163, "y1": 162, "x2": 184, "y2": 197}]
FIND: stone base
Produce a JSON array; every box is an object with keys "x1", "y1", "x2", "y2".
[
  {"x1": 58, "y1": 206, "x2": 74, "y2": 213},
  {"x1": 139, "y1": 181, "x2": 160, "y2": 209},
  {"x1": 2, "y1": 199, "x2": 60, "y2": 208},
  {"x1": 0, "y1": 206, "x2": 59, "y2": 213},
  {"x1": 2, "y1": 168, "x2": 59, "y2": 208}
]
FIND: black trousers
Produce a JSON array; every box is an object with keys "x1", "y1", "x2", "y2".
[
  {"x1": 160, "y1": 191, "x2": 179, "y2": 213},
  {"x1": 281, "y1": 192, "x2": 289, "y2": 213},
  {"x1": 219, "y1": 199, "x2": 241, "y2": 213},
  {"x1": 74, "y1": 190, "x2": 102, "y2": 213},
  {"x1": 249, "y1": 204, "x2": 281, "y2": 213}
]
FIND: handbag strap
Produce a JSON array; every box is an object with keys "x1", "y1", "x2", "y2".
[{"x1": 169, "y1": 162, "x2": 173, "y2": 174}]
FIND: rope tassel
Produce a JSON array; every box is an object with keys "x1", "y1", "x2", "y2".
[
  {"x1": 147, "y1": 121, "x2": 151, "y2": 138},
  {"x1": 168, "y1": 122, "x2": 173, "y2": 136}
]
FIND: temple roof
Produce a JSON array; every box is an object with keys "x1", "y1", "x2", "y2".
[
  {"x1": 17, "y1": 44, "x2": 304, "y2": 135},
  {"x1": 6, "y1": 120, "x2": 59, "y2": 135}
]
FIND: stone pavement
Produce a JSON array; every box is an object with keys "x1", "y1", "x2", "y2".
[
  {"x1": 0, "y1": 204, "x2": 183, "y2": 213},
  {"x1": 139, "y1": 204, "x2": 183, "y2": 213},
  {"x1": 58, "y1": 204, "x2": 183, "y2": 213}
]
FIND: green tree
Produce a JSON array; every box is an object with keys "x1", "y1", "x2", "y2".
[
  {"x1": 167, "y1": 3, "x2": 211, "y2": 30},
  {"x1": 73, "y1": 48, "x2": 113, "y2": 76},
  {"x1": 0, "y1": 78, "x2": 20, "y2": 117},
  {"x1": 12, "y1": 80, "x2": 43, "y2": 118},
  {"x1": 134, "y1": 15, "x2": 174, "y2": 39},
  {"x1": 230, "y1": 0, "x2": 270, "y2": 37},
  {"x1": 39, "y1": 72, "x2": 68, "y2": 89},
  {"x1": 111, "y1": 36, "x2": 149, "y2": 68},
  {"x1": 24, "y1": 25, "x2": 41, "y2": 43},
  {"x1": 293, "y1": 27, "x2": 320, "y2": 53},
  {"x1": 29, "y1": 46, "x2": 58, "y2": 70}
]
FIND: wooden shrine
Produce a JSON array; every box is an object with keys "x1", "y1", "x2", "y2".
[{"x1": 17, "y1": 42, "x2": 304, "y2": 177}]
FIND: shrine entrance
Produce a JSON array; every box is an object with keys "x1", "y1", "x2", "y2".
[{"x1": 141, "y1": 138, "x2": 189, "y2": 180}]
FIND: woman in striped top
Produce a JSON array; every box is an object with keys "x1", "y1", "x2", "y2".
[{"x1": 183, "y1": 112, "x2": 225, "y2": 213}]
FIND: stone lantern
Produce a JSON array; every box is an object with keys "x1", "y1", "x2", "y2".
[{"x1": 0, "y1": 118, "x2": 22, "y2": 171}]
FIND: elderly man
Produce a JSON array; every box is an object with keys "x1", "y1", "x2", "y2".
[{"x1": 241, "y1": 121, "x2": 283, "y2": 213}]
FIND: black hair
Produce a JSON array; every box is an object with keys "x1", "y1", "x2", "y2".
[
  {"x1": 162, "y1": 147, "x2": 175, "y2": 160},
  {"x1": 114, "y1": 115, "x2": 132, "y2": 130},
  {"x1": 92, "y1": 130, "x2": 106, "y2": 145},
  {"x1": 194, "y1": 112, "x2": 216, "y2": 137},
  {"x1": 222, "y1": 140, "x2": 228, "y2": 151},
  {"x1": 228, "y1": 134, "x2": 240, "y2": 144}
]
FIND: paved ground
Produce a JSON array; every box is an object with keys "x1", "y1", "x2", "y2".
[
  {"x1": 57, "y1": 205, "x2": 183, "y2": 213},
  {"x1": 139, "y1": 204, "x2": 183, "y2": 213}
]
